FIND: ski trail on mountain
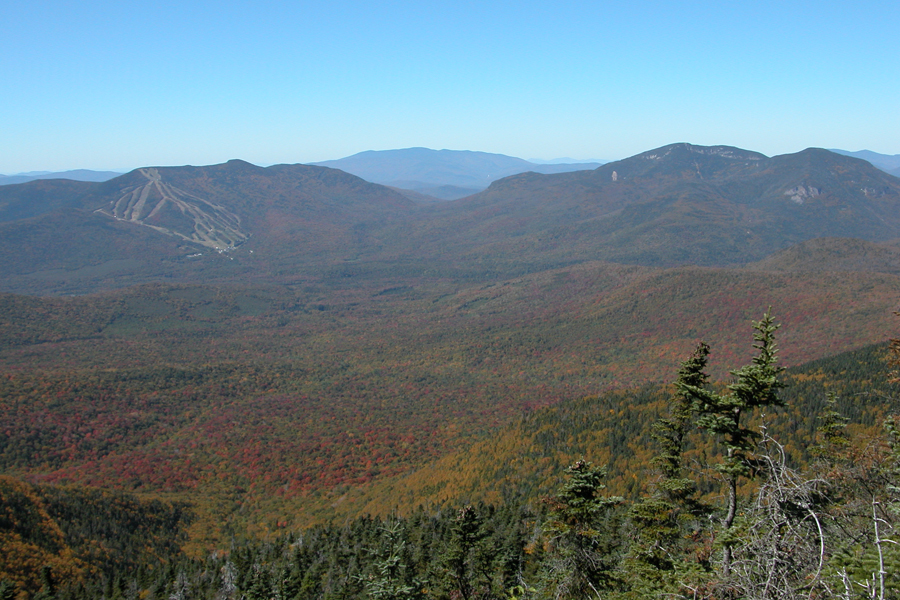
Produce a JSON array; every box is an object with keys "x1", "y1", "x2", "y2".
[{"x1": 95, "y1": 168, "x2": 249, "y2": 249}]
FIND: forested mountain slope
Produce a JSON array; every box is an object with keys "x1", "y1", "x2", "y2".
[
  {"x1": 745, "y1": 236, "x2": 900, "y2": 273},
  {"x1": 2, "y1": 255, "x2": 899, "y2": 539},
  {"x1": 2, "y1": 145, "x2": 900, "y2": 295},
  {"x1": 0, "y1": 161, "x2": 414, "y2": 295},
  {"x1": 331, "y1": 342, "x2": 897, "y2": 519},
  {"x1": 2, "y1": 143, "x2": 900, "y2": 599},
  {"x1": 0, "y1": 475, "x2": 192, "y2": 594},
  {"x1": 2, "y1": 334, "x2": 898, "y2": 599},
  {"x1": 395, "y1": 144, "x2": 900, "y2": 268}
]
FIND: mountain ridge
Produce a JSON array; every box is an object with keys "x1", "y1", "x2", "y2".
[
  {"x1": 311, "y1": 147, "x2": 604, "y2": 199},
  {"x1": 830, "y1": 148, "x2": 900, "y2": 172},
  {"x1": 0, "y1": 160, "x2": 417, "y2": 294},
  {"x1": 0, "y1": 169, "x2": 124, "y2": 186},
  {"x1": 389, "y1": 143, "x2": 900, "y2": 270},
  {"x1": 2, "y1": 144, "x2": 900, "y2": 295},
  {"x1": 3, "y1": 142, "x2": 900, "y2": 553}
]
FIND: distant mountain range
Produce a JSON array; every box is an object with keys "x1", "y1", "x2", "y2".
[
  {"x1": 0, "y1": 169, "x2": 123, "y2": 186},
  {"x1": 830, "y1": 149, "x2": 900, "y2": 177},
  {"x1": 2, "y1": 143, "x2": 899, "y2": 295},
  {"x1": 528, "y1": 157, "x2": 605, "y2": 164},
  {"x1": 6, "y1": 147, "x2": 897, "y2": 192},
  {"x1": 311, "y1": 148, "x2": 605, "y2": 199}
]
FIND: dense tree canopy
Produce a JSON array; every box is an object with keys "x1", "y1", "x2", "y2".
[{"x1": 1, "y1": 313, "x2": 899, "y2": 599}]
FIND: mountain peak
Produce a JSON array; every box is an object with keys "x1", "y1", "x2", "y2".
[
  {"x1": 596, "y1": 143, "x2": 768, "y2": 182},
  {"x1": 635, "y1": 142, "x2": 768, "y2": 162},
  {"x1": 225, "y1": 158, "x2": 258, "y2": 167}
]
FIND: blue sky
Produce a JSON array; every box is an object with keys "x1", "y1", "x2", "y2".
[{"x1": 2, "y1": 0, "x2": 898, "y2": 173}]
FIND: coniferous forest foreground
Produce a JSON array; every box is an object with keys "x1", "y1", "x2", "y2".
[{"x1": 2, "y1": 314, "x2": 900, "y2": 600}]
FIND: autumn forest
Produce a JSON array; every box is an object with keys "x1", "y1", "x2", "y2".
[{"x1": 2, "y1": 144, "x2": 900, "y2": 599}]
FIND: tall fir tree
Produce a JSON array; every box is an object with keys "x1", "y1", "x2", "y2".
[
  {"x1": 679, "y1": 310, "x2": 785, "y2": 576},
  {"x1": 625, "y1": 342, "x2": 713, "y2": 596},
  {"x1": 539, "y1": 460, "x2": 623, "y2": 599}
]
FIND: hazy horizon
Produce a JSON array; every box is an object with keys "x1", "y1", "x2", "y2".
[
  {"x1": 0, "y1": 148, "x2": 610, "y2": 177},
  {"x1": 4, "y1": 144, "x2": 900, "y2": 177},
  {"x1": 3, "y1": 0, "x2": 898, "y2": 173}
]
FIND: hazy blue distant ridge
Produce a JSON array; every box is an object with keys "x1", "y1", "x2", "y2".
[
  {"x1": 311, "y1": 147, "x2": 604, "y2": 200},
  {"x1": 830, "y1": 149, "x2": 900, "y2": 175},
  {"x1": 0, "y1": 169, "x2": 124, "y2": 186}
]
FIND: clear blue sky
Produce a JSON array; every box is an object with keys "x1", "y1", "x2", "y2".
[{"x1": 3, "y1": 0, "x2": 898, "y2": 173}]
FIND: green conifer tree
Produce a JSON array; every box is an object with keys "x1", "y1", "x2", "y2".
[
  {"x1": 679, "y1": 310, "x2": 785, "y2": 576},
  {"x1": 625, "y1": 342, "x2": 712, "y2": 596},
  {"x1": 0, "y1": 580, "x2": 18, "y2": 600},
  {"x1": 359, "y1": 521, "x2": 425, "y2": 600},
  {"x1": 539, "y1": 460, "x2": 623, "y2": 599},
  {"x1": 441, "y1": 505, "x2": 492, "y2": 600},
  {"x1": 31, "y1": 566, "x2": 55, "y2": 600}
]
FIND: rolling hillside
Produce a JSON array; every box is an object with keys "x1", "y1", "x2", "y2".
[
  {"x1": 2, "y1": 249, "x2": 900, "y2": 537},
  {"x1": 746, "y1": 237, "x2": 900, "y2": 274},
  {"x1": 323, "y1": 341, "x2": 897, "y2": 520},
  {"x1": 0, "y1": 169, "x2": 123, "y2": 186}
]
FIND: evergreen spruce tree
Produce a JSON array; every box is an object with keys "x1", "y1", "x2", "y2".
[
  {"x1": 32, "y1": 566, "x2": 56, "y2": 600},
  {"x1": 811, "y1": 392, "x2": 851, "y2": 471},
  {"x1": 539, "y1": 460, "x2": 623, "y2": 599},
  {"x1": 441, "y1": 505, "x2": 492, "y2": 600},
  {"x1": 358, "y1": 521, "x2": 425, "y2": 600},
  {"x1": 679, "y1": 310, "x2": 785, "y2": 577},
  {"x1": 625, "y1": 342, "x2": 712, "y2": 596}
]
